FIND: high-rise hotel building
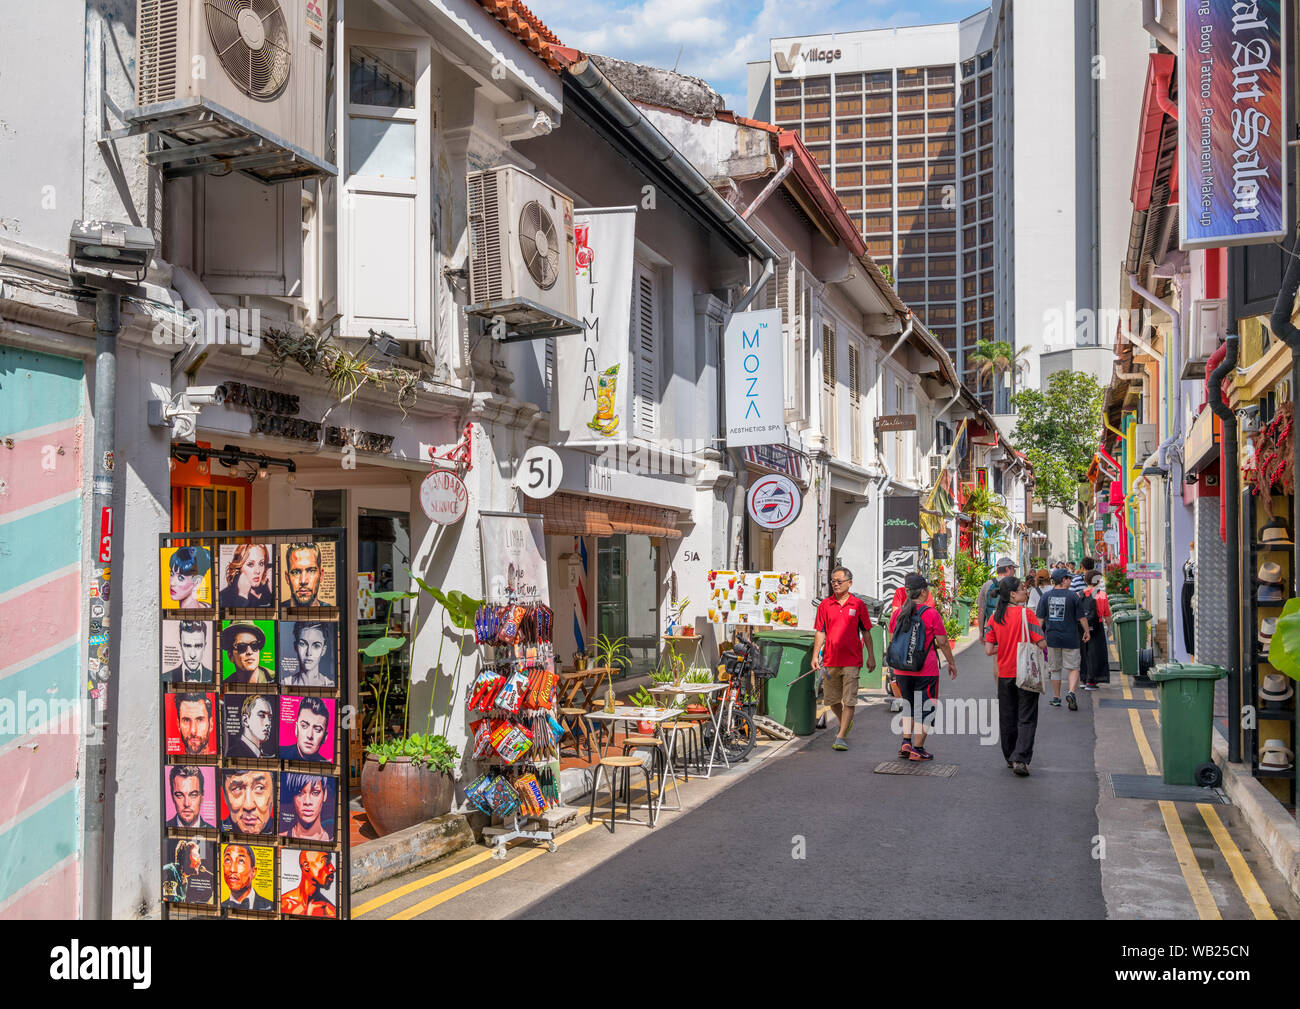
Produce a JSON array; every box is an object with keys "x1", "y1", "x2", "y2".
[{"x1": 748, "y1": 2, "x2": 1148, "y2": 414}]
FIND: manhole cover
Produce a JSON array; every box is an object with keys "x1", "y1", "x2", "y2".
[{"x1": 873, "y1": 761, "x2": 958, "y2": 777}]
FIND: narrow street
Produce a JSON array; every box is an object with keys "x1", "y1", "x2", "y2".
[{"x1": 354, "y1": 636, "x2": 1299, "y2": 920}]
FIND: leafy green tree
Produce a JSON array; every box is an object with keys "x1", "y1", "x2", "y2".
[{"x1": 1010, "y1": 371, "x2": 1105, "y2": 524}]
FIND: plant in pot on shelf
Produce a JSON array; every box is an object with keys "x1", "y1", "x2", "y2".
[
  {"x1": 685, "y1": 667, "x2": 713, "y2": 713},
  {"x1": 628, "y1": 686, "x2": 658, "y2": 733},
  {"x1": 666, "y1": 596, "x2": 691, "y2": 636},
  {"x1": 593, "y1": 633, "x2": 628, "y2": 713},
  {"x1": 359, "y1": 574, "x2": 482, "y2": 837}
]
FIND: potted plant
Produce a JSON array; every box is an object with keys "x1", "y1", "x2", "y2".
[
  {"x1": 628, "y1": 686, "x2": 658, "y2": 733},
  {"x1": 359, "y1": 572, "x2": 482, "y2": 836},
  {"x1": 685, "y1": 667, "x2": 712, "y2": 714},
  {"x1": 593, "y1": 633, "x2": 628, "y2": 713},
  {"x1": 667, "y1": 596, "x2": 690, "y2": 636}
]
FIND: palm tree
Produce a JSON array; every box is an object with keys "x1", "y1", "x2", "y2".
[
  {"x1": 968, "y1": 340, "x2": 1032, "y2": 399},
  {"x1": 962, "y1": 484, "x2": 1010, "y2": 560}
]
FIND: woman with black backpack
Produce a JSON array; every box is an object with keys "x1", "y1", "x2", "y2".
[{"x1": 888, "y1": 573, "x2": 958, "y2": 761}]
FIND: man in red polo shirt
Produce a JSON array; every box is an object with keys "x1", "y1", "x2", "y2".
[{"x1": 811, "y1": 565, "x2": 876, "y2": 751}]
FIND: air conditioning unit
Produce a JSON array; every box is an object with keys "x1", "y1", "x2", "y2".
[
  {"x1": 926, "y1": 454, "x2": 947, "y2": 487},
  {"x1": 1183, "y1": 298, "x2": 1224, "y2": 379},
  {"x1": 129, "y1": 0, "x2": 332, "y2": 183},
  {"x1": 466, "y1": 167, "x2": 579, "y2": 336}
]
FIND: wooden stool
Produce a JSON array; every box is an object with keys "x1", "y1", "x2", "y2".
[
  {"x1": 661, "y1": 720, "x2": 701, "y2": 780},
  {"x1": 558, "y1": 707, "x2": 594, "y2": 762},
  {"x1": 589, "y1": 755, "x2": 653, "y2": 833}
]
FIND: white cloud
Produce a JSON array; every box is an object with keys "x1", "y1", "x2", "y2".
[{"x1": 526, "y1": 0, "x2": 981, "y2": 111}]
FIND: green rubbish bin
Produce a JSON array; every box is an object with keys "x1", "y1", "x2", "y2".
[
  {"x1": 754, "y1": 629, "x2": 817, "y2": 736},
  {"x1": 1150, "y1": 663, "x2": 1227, "y2": 786},
  {"x1": 862, "y1": 624, "x2": 885, "y2": 690},
  {"x1": 956, "y1": 597, "x2": 973, "y2": 634},
  {"x1": 1113, "y1": 608, "x2": 1151, "y2": 677}
]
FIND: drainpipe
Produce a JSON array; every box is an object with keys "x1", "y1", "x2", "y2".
[
  {"x1": 1207, "y1": 335, "x2": 1239, "y2": 763},
  {"x1": 1131, "y1": 275, "x2": 1184, "y2": 658},
  {"x1": 82, "y1": 289, "x2": 120, "y2": 920},
  {"x1": 1141, "y1": 0, "x2": 1178, "y2": 52},
  {"x1": 871, "y1": 317, "x2": 913, "y2": 594},
  {"x1": 722, "y1": 153, "x2": 791, "y2": 566},
  {"x1": 934, "y1": 387, "x2": 962, "y2": 422}
]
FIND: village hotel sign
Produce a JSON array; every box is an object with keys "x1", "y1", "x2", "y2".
[{"x1": 219, "y1": 382, "x2": 396, "y2": 454}]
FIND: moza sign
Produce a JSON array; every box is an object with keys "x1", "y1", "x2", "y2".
[
  {"x1": 747, "y1": 474, "x2": 802, "y2": 530},
  {"x1": 420, "y1": 470, "x2": 468, "y2": 525},
  {"x1": 724, "y1": 308, "x2": 784, "y2": 447}
]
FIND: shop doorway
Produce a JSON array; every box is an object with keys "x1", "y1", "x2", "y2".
[
  {"x1": 356, "y1": 506, "x2": 412, "y2": 745},
  {"x1": 596, "y1": 534, "x2": 660, "y2": 677}
]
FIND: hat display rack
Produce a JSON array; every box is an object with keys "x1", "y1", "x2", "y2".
[
  {"x1": 1249, "y1": 495, "x2": 1297, "y2": 794},
  {"x1": 159, "y1": 528, "x2": 350, "y2": 920}
]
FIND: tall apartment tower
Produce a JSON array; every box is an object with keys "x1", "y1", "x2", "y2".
[{"x1": 748, "y1": 1, "x2": 1149, "y2": 415}]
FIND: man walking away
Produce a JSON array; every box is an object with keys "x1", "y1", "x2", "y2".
[
  {"x1": 1037, "y1": 568, "x2": 1090, "y2": 709},
  {"x1": 812, "y1": 566, "x2": 876, "y2": 751},
  {"x1": 984, "y1": 575, "x2": 1046, "y2": 775},
  {"x1": 889, "y1": 573, "x2": 958, "y2": 761},
  {"x1": 1071, "y1": 557, "x2": 1095, "y2": 593},
  {"x1": 976, "y1": 557, "x2": 1018, "y2": 642}
]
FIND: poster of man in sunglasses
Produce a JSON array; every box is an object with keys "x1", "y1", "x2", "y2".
[{"x1": 220, "y1": 620, "x2": 276, "y2": 684}]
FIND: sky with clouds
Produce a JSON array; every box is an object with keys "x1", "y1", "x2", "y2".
[{"x1": 527, "y1": 0, "x2": 989, "y2": 111}]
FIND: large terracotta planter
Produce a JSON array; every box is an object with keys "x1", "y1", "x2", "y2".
[{"x1": 360, "y1": 754, "x2": 454, "y2": 836}]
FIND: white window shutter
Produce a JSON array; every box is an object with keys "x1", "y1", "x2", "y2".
[{"x1": 633, "y1": 264, "x2": 659, "y2": 439}]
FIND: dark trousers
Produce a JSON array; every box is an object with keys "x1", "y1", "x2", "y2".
[{"x1": 997, "y1": 677, "x2": 1040, "y2": 764}]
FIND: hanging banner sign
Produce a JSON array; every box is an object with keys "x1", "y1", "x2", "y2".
[
  {"x1": 1178, "y1": 0, "x2": 1287, "y2": 249},
  {"x1": 479, "y1": 512, "x2": 549, "y2": 605},
  {"x1": 725, "y1": 308, "x2": 785, "y2": 447},
  {"x1": 746, "y1": 473, "x2": 802, "y2": 530},
  {"x1": 552, "y1": 207, "x2": 636, "y2": 446},
  {"x1": 420, "y1": 470, "x2": 468, "y2": 525},
  {"x1": 883, "y1": 495, "x2": 922, "y2": 554}
]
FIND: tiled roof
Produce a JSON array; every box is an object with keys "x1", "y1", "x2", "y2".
[{"x1": 475, "y1": 0, "x2": 565, "y2": 72}]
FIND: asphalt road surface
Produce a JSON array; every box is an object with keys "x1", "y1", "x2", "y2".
[{"x1": 514, "y1": 639, "x2": 1107, "y2": 919}]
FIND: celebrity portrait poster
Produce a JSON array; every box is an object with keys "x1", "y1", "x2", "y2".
[
  {"x1": 279, "y1": 695, "x2": 337, "y2": 764},
  {"x1": 163, "y1": 764, "x2": 217, "y2": 830},
  {"x1": 279, "y1": 848, "x2": 339, "y2": 918},
  {"x1": 219, "y1": 842, "x2": 276, "y2": 910},
  {"x1": 217, "y1": 543, "x2": 276, "y2": 609},
  {"x1": 279, "y1": 541, "x2": 338, "y2": 607},
  {"x1": 162, "y1": 837, "x2": 216, "y2": 906},
  {"x1": 277, "y1": 620, "x2": 338, "y2": 688},
  {"x1": 222, "y1": 693, "x2": 279, "y2": 759},
  {"x1": 220, "y1": 769, "x2": 279, "y2": 836},
  {"x1": 219, "y1": 619, "x2": 277, "y2": 684},
  {"x1": 161, "y1": 619, "x2": 215, "y2": 683},
  {"x1": 160, "y1": 546, "x2": 214, "y2": 610},
  {"x1": 165, "y1": 691, "x2": 217, "y2": 756},
  {"x1": 479, "y1": 512, "x2": 548, "y2": 606},
  {"x1": 278, "y1": 772, "x2": 338, "y2": 842}
]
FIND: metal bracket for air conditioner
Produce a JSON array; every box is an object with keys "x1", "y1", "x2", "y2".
[{"x1": 465, "y1": 298, "x2": 584, "y2": 343}]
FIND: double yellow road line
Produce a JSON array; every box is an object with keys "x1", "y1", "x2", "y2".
[{"x1": 1122, "y1": 681, "x2": 1275, "y2": 920}]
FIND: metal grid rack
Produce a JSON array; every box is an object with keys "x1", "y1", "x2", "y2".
[{"x1": 159, "y1": 527, "x2": 350, "y2": 920}]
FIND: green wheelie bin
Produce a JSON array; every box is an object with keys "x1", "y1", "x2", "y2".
[
  {"x1": 755, "y1": 629, "x2": 817, "y2": 736},
  {"x1": 1113, "y1": 608, "x2": 1151, "y2": 677},
  {"x1": 1150, "y1": 663, "x2": 1227, "y2": 786}
]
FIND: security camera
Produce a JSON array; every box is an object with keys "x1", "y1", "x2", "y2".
[{"x1": 185, "y1": 385, "x2": 226, "y2": 406}]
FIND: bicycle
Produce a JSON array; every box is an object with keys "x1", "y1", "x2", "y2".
[{"x1": 703, "y1": 634, "x2": 777, "y2": 765}]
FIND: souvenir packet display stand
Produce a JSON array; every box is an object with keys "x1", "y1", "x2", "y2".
[
  {"x1": 159, "y1": 528, "x2": 350, "y2": 919},
  {"x1": 469, "y1": 512, "x2": 561, "y2": 858}
]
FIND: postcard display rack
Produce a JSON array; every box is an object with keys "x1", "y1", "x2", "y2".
[
  {"x1": 469, "y1": 512, "x2": 562, "y2": 857},
  {"x1": 159, "y1": 528, "x2": 350, "y2": 919}
]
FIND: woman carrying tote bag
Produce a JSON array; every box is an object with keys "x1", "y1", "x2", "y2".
[{"x1": 983, "y1": 575, "x2": 1047, "y2": 777}]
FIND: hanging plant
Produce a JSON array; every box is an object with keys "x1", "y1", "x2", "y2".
[
  {"x1": 262, "y1": 322, "x2": 423, "y2": 418},
  {"x1": 1245, "y1": 400, "x2": 1294, "y2": 512}
]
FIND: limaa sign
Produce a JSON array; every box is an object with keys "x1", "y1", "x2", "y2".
[
  {"x1": 724, "y1": 308, "x2": 784, "y2": 447},
  {"x1": 747, "y1": 474, "x2": 802, "y2": 530},
  {"x1": 1178, "y1": 0, "x2": 1287, "y2": 248},
  {"x1": 420, "y1": 470, "x2": 468, "y2": 525},
  {"x1": 552, "y1": 207, "x2": 636, "y2": 445}
]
